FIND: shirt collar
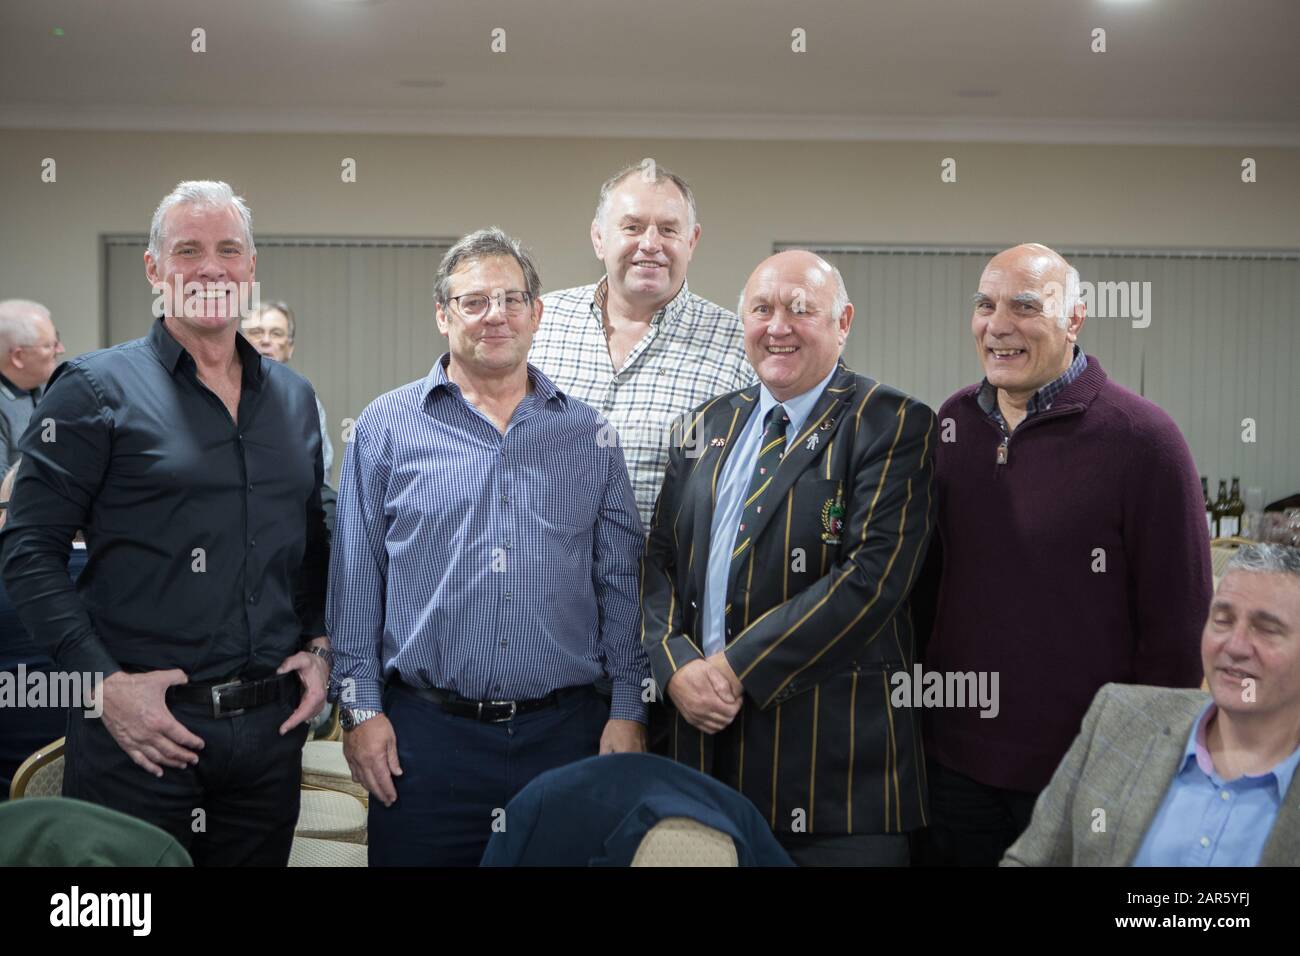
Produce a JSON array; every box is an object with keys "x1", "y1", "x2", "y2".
[
  {"x1": 0, "y1": 372, "x2": 36, "y2": 401},
  {"x1": 149, "y1": 316, "x2": 265, "y2": 389},
  {"x1": 592, "y1": 275, "x2": 692, "y2": 328},
  {"x1": 977, "y1": 345, "x2": 1085, "y2": 419},
  {"x1": 421, "y1": 352, "x2": 566, "y2": 407},
  {"x1": 1182, "y1": 700, "x2": 1300, "y2": 796},
  {"x1": 757, "y1": 364, "x2": 838, "y2": 436}
]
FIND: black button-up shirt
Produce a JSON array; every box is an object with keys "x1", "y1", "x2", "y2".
[{"x1": 0, "y1": 318, "x2": 328, "y2": 681}]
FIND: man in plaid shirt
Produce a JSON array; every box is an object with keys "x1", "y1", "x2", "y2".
[{"x1": 530, "y1": 162, "x2": 755, "y2": 529}]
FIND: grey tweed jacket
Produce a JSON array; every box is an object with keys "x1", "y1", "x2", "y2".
[{"x1": 1002, "y1": 683, "x2": 1300, "y2": 866}]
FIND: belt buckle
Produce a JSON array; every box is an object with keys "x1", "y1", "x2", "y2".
[
  {"x1": 482, "y1": 699, "x2": 517, "y2": 723},
  {"x1": 211, "y1": 678, "x2": 245, "y2": 719}
]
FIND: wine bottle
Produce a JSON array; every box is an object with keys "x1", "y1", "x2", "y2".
[
  {"x1": 1214, "y1": 480, "x2": 1229, "y2": 538},
  {"x1": 1223, "y1": 478, "x2": 1245, "y2": 539},
  {"x1": 1202, "y1": 476, "x2": 1212, "y2": 535}
]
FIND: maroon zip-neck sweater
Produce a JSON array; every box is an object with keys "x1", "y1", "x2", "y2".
[{"x1": 925, "y1": 355, "x2": 1211, "y2": 793}]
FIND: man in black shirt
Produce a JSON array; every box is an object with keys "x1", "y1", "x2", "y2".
[{"x1": 0, "y1": 180, "x2": 330, "y2": 865}]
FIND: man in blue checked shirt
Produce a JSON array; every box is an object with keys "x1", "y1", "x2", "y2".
[{"x1": 326, "y1": 228, "x2": 649, "y2": 867}]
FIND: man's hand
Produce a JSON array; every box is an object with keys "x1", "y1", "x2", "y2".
[
  {"x1": 99, "y1": 670, "x2": 205, "y2": 778},
  {"x1": 276, "y1": 637, "x2": 331, "y2": 736},
  {"x1": 599, "y1": 718, "x2": 647, "y2": 754},
  {"x1": 342, "y1": 714, "x2": 402, "y2": 807},
  {"x1": 706, "y1": 651, "x2": 743, "y2": 698},
  {"x1": 666, "y1": 658, "x2": 742, "y2": 734}
]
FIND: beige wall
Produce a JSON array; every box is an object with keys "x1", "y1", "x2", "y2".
[{"x1": 1, "y1": 129, "x2": 1299, "y2": 357}]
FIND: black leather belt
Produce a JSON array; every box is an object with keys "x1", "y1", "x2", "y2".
[
  {"x1": 167, "y1": 672, "x2": 300, "y2": 719},
  {"x1": 394, "y1": 680, "x2": 592, "y2": 723}
]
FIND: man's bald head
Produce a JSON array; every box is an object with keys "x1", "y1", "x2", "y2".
[
  {"x1": 983, "y1": 244, "x2": 1080, "y2": 329},
  {"x1": 972, "y1": 243, "x2": 1086, "y2": 401},
  {"x1": 738, "y1": 249, "x2": 853, "y2": 402}
]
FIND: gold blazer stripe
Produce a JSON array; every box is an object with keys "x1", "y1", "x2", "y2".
[{"x1": 736, "y1": 400, "x2": 913, "y2": 694}]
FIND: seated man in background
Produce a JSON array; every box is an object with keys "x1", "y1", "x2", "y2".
[{"x1": 1003, "y1": 543, "x2": 1300, "y2": 866}]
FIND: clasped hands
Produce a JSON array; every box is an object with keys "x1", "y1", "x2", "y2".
[{"x1": 666, "y1": 652, "x2": 744, "y2": 733}]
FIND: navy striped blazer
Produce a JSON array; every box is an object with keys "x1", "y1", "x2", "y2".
[{"x1": 641, "y1": 361, "x2": 937, "y2": 835}]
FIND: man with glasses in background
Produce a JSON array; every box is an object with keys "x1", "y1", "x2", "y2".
[
  {"x1": 328, "y1": 227, "x2": 647, "y2": 866},
  {"x1": 241, "y1": 301, "x2": 334, "y2": 482}
]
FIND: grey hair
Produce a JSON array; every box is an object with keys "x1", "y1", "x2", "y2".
[
  {"x1": 594, "y1": 161, "x2": 698, "y2": 231},
  {"x1": 0, "y1": 300, "x2": 50, "y2": 350},
  {"x1": 147, "y1": 180, "x2": 256, "y2": 262},
  {"x1": 1058, "y1": 266, "x2": 1081, "y2": 329},
  {"x1": 735, "y1": 256, "x2": 850, "y2": 321},
  {"x1": 1225, "y1": 543, "x2": 1300, "y2": 579},
  {"x1": 434, "y1": 228, "x2": 542, "y2": 307}
]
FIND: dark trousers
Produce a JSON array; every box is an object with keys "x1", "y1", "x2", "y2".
[
  {"x1": 778, "y1": 832, "x2": 911, "y2": 867},
  {"x1": 919, "y1": 759, "x2": 1039, "y2": 866},
  {"x1": 369, "y1": 682, "x2": 608, "y2": 866},
  {"x1": 62, "y1": 690, "x2": 308, "y2": 866}
]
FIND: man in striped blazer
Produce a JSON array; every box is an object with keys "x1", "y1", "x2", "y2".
[{"x1": 641, "y1": 250, "x2": 937, "y2": 866}]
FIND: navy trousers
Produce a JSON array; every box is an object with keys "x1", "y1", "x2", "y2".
[{"x1": 369, "y1": 682, "x2": 608, "y2": 866}]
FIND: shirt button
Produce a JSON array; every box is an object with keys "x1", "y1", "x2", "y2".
[
  {"x1": 503, "y1": 592, "x2": 512, "y2": 600},
  {"x1": 505, "y1": 541, "x2": 513, "y2": 549},
  {"x1": 1220, "y1": 791, "x2": 1230, "y2": 801},
  {"x1": 248, "y1": 484, "x2": 254, "y2": 493},
  {"x1": 1199, "y1": 836, "x2": 1211, "y2": 848},
  {"x1": 500, "y1": 639, "x2": 508, "y2": 647},
  {"x1": 501, "y1": 495, "x2": 509, "y2": 504},
  {"x1": 248, "y1": 594, "x2": 257, "y2": 604}
]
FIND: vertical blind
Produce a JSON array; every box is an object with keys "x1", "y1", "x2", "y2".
[
  {"x1": 103, "y1": 236, "x2": 454, "y2": 487},
  {"x1": 780, "y1": 245, "x2": 1300, "y2": 507}
]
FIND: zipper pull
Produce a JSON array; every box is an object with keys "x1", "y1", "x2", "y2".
[{"x1": 996, "y1": 436, "x2": 1009, "y2": 465}]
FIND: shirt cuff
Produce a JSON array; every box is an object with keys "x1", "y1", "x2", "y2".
[
  {"x1": 333, "y1": 673, "x2": 383, "y2": 711},
  {"x1": 609, "y1": 681, "x2": 648, "y2": 724}
]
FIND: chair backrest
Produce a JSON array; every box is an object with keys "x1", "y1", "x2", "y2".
[
  {"x1": 630, "y1": 816, "x2": 738, "y2": 867},
  {"x1": 8, "y1": 737, "x2": 64, "y2": 800}
]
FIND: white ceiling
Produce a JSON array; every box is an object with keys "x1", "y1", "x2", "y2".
[{"x1": 2, "y1": 0, "x2": 1298, "y2": 144}]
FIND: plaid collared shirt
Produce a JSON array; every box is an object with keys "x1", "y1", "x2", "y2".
[
  {"x1": 977, "y1": 345, "x2": 1087, "y2": 433},
  {"x1": 532, "y1": 278, "x2": 755, "y2": 526}
]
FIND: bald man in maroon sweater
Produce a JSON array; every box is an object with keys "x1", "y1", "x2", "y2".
[{"x1": 918, "y1": 243, "x2": 1211, "y2": 866}]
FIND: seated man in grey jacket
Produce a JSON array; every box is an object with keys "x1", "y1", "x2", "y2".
[{"x1": 1003, "y1": 543, "x2": 1300, "y2": 866}]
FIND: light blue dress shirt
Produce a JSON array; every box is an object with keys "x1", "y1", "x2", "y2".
[
  {"x1": 1133, "y1": 701, "x2": 1300, "y2": 866},
  {"x1": 326, "y1": 355, "x2": 648, "y2": 721},
  {"x1": 699, "y1": 366, "x2": 838, "y2": 656}
]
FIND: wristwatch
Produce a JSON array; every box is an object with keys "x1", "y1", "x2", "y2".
[
  {"x1": 340, "y1": 707, "x2": 381, "y2": 732},
  {"x1": 303, "y1": 644, "x2": 335, "y2": 668}
]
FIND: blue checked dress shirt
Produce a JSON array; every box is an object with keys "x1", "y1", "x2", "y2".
[
  {"x1": 326, "y1": 354, "x2": 649, "y2": 722},
  {"x1": 699, "y1": 365, "x2": 838, "y2": 656},
  {"x1": 1134, "y1": 701, "x2": 1300, "y2": 866}
]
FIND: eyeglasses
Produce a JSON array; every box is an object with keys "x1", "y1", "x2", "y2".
[
  {"x1": 448, "y1": 291, "x2": 533, "y2": 319},
  {"x1": 242, "y1": 326, "x2": 290, "y2": 341}
]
